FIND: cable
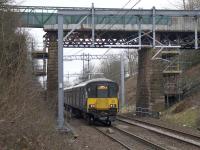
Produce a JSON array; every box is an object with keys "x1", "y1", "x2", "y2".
[
  {"x1": 94, "y1": 0, "x2": 143, "y2": 58},
  {"x1": 98, "y1": 0, "x2": 142, "y2": 37},
  {"x1": 122, "y1": 0, "x2": 135, "y2": 9},
  {"x1": 100, "y1": 0, "x2": 142, "y2": 32},
  {"x1": 166, "y1": 0, "x2": 181, "y2": 9},
  {"x1": 97, "y1": 0, "x2": 135, "y2": 31},
  {"x1": 73, "y1": 48, "x2": 85, "y2": 55},
  {"x1": 66, "y1": 1, "x2": 142, "y2": 79}
]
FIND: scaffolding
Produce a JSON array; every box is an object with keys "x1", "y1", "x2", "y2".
[
  {"x1": 31, "y1": 46, "x2": 48, "y2": 89},
  {"x1": 162, "y1": 48, "x2": 182, "y2": 107}
]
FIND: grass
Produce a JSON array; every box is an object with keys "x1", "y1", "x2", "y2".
[{"x1": 162, "y1": 104, "x2": 200, "y2": 128}]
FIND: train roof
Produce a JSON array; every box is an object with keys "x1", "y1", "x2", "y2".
[{"x1": 64, "y1": 78, "x2": 116, "y2": 90}]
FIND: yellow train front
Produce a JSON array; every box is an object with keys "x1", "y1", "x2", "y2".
[{"x1": 64, "y1": 78, "x2": 119, "y2": 126}]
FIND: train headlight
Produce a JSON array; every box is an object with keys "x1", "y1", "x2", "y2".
[
  {"x1": 110, "y1": 104, "x2": 117, "y2": 108},
  {"x1": 89, "y1": 104, "x2": 95, "y2": 108}
]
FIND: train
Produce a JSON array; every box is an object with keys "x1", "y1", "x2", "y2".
[{"x1": 64, "y1": 78, "x2": 119, "y2": 126}]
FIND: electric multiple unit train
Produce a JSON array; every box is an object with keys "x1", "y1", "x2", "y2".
[{"x1": 64, "y1": 78, "x2": 119, "y2": 126}]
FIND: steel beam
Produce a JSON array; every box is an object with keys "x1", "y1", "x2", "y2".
[
  {"x1": 7, "y1": 5, "x2": 200, "y2": 29},
  {"x1": 63, "y1": 54, "x2": 120, "y2": 61},
  {"x1": 57, "y1": 14, "x2": 64, "y2": 129},
  {"x1": 138, "y1": 16, "x2": 142, "y2": 50},
  {"x1": 7, "y1": 5, "x2": 200, "y2": 17},
  {"x1": 152, "y1": 7, "x2": 156, "y2": 49},
  {"x1": 63, "y1": 15, "x2": 89, "y2": 41},
  {"x1": 92, "y1": 3, "x2": 95, "y2": 46},
  {"x1": 120, "y1": 53, "x2": 125, "y2": 109},
  {"x1": 57, "y1": 8, "x2": 200, "y2": 17},
  {"x1": 195, "y1": 17, "x2": 198, "y2": 49}
]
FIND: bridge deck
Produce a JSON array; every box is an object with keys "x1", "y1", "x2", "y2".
[{"x1": 2, "y1": 5, "x2": 200, "y2": 32}]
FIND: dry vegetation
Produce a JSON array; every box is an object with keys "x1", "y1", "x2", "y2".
[
  {"x1": 0, "y1": 1, "x2": 72, "y2": 149},
  {"x1": 161, "y1": 62, "x2": 200, "y2": 129}
]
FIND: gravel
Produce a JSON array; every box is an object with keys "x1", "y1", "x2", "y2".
[{"x1": 67, "y1": 118, "x2": 125, "y2": 150}]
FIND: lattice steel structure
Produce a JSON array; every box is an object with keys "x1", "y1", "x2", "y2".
[
  {"x1": 2, "y1": 5, "x2": 200, "y2": 49},
  {"x1": 63, "y1": 54, "x2": 120, "y2": 61}
]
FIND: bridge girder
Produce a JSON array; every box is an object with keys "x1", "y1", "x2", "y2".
[
  {"x1": 2, "y1": 5, "x2": 200, "y2": 29},
  {"x1": 44, "y1": 31, "x2": 199, "y2": 49}
]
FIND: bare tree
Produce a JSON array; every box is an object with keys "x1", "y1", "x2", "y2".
[
  {"x1": 179, "y1": 0, "x2": 200, "y2": 9},
  {"x1": 183, "y1": 0, "x2": 186, "y2": 9},
  {"x1": 0, "y1": 0, "x2": 39, "y2": 124},
  {"x1": 77, "y1": 63, "x2": 96, "y2": 82},
  {"x1": 98, "y1": 56, "x2": 121, "y2": 84},
  {"x1": 125, "y1": 49, "x2": 138, "y2": 77}
]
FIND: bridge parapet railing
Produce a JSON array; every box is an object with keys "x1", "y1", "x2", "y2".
[{"x1": 135, "y1": 107, "x2": 160, "y2": 118}]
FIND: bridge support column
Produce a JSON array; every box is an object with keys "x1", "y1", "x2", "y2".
[
  {"x1": 47, "y1": 34, "x2": 58, "y2": 107},
  {"x1": 136, "y1": 47, "x2": 164, "y2": 116},
  {"x1": 136, "y1": 48, "x2": 152, "y2": 116}
]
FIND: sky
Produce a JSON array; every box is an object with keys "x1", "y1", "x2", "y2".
[
  {"x1": 15, "y1": 0, "x2": 180, "y2": 9},
  {"x1": 15, "y1": 0, "x2": 182, "y2": 85}
]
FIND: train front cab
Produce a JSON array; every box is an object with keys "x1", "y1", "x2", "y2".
[{"x1": 86, "y1": 81, "x2": 119, "y2": 125}]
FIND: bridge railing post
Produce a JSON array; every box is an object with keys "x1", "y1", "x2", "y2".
[
  {"x1": 138, "y1": 16, "x2": 142, "y2": 50},
  {"x1": 152, "y1": 6, "x2": 156, "y2": 49},
  {"x1": 92, "y1": 3, "x2": 95, "y2": 47}
]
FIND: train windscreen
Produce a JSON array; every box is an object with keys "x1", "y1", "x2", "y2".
[
  {"x1": 97, "y1": 85, "x2": 108, "y2": 98},
  {"x1": 87, "y1": 82, "x2": 118, "y2": 98}
]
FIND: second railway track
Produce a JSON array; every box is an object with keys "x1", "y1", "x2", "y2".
[
  {"x1": 117, "y1": 115, "x2": 200, "y2": 148},
  {"x1": 95, "y1": 126, "x2": 168, "y2": 150}
]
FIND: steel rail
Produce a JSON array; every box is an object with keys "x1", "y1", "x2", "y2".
[
  {"x1": 118, "y1": 115, "x2": 200, "y2": 140},
  {"x1": 113, "y1": 126, "x2": 168, "y2": 150},
  {"x1": 95, "y1": 127, "x2": 132, "y2": 150},
  {"x1": 117, "y1": 116, "x2": 200, "y2": 147}
]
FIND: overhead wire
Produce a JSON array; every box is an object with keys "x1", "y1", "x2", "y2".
[
  {"x1": 97, "y1": 0, "x2": 135, "y2": 31},
  {"x1": 72, "y1": 48, "x2": 85, "y2": 55},
  {"x1": 166, "y1": 0, "x2": 181, "y2": 9},
  {"x1": 67, "y1": 0, "x2": 142, "y2": 77},
  {"x1": 96, "y1": 0, "x2": 143, "y2": 59},
  {"x1": 98, "y1": 0, "x2": 142, "y2": 37},
  {"x1": 66, "y1": 0, "x2": 142, "y2": 61}
]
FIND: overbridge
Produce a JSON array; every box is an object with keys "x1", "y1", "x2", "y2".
[
  {"x1": 5, "y1": 5, "x2": 200, "y2": 129},
  {"x1": 3, "y1": 5, "x2": 200, "y2": 48}
]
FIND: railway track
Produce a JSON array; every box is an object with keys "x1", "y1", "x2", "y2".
[
  {"x1": 95, "y1": 126, "x2": 168, "y2": 150},
  {"x1": 117, "y1": 115, "x2": 200, "y2": 148}
]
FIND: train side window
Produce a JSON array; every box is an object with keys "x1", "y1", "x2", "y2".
[
  {"x1": 74, "y1": 90, "x2": 76, "y2": 106},
  {"x1": 79, "y1": 88, "x2": 81, "y2": 106},
  {"x1": 66, "y1": 92, "x2": 68, "y2": 103},
  {"x1": 109, "y1": 84, "x2": 118, "y2": 97},
  {"x1": 77, "y1": 89, "x2": 79, "y2": 106},
  {"x1": 85, "y1": 88, "x2": 88, "y2": 99},
  {"x1": 83, "y1": 88, "x2": 85, "y2": 99},
  {"x1": 87, "y1": 84, "x2": 96, "y2": 98},
  {"x1": 73, "y1": 90, "x2": 76, "y2": 106}
]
